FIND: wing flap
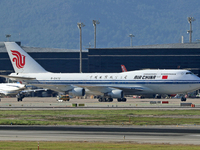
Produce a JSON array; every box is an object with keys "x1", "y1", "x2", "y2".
[{"x1": 82, "y1": 86, "x2": 144, "y2": 96}]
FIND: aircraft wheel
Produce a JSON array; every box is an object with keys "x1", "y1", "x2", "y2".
[
  {"x1": 181, "y1": 97, "x2": 186, "y2": 101},
  {"x1": 108, "y1": 98, "x2": 113, "y2": 102},
  {"x1": 156, "y1": 95, "x2": 161, "y2": 99},
  {"x1": 140, "y1": 96, "x2": 145, "y2": 99},
  {"x1": 17, "y1": 98, "x2": 22, "y2": 102},
  {"x1": 122, "y1": 98, "x2": 127, "y2": 102},
  {"x1": 98, "y1": 98, "x2": 103, "y2": 102},
  {"x1": 117, "y1": 98, "x2": 121, "y2": 102},
  {"x1": 103, "y1": 98, "x2": 107, "y2": 102}
]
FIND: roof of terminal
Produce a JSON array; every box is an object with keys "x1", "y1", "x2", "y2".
[
  {"x1": 89, "y1": 43, "x2": 200, "y2": 49},
  {"x1": 0, "y1": 42, "x2": 200, "y2": 52},
  {"x1": 131, "y1": 43, "x2": 200, "y2": 48},
  {"x1": 0, "y1": 42, "x2": 88, "y2": 53}
]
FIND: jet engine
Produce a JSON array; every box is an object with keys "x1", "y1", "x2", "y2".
[
  {"x1": 107, "y1": 89, "x2": 123, "y2": 98},
  {"x1": 69, "y1": 87, "x2": 85, "y2": 96}
]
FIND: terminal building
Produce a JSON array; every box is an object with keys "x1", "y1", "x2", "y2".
[
  {"x1": 88, "y1": 43, "x2": 200, "y2": 75},
  {"x1": 0, "y1": 42, "x2": 88, "y2": 75},
  {"x1": 0, "y1": 42, "x2": 200, "y2": 78}
]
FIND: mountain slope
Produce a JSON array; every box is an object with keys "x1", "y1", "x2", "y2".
[{"x1": 0, "y1": 0, "x2": 200, "y2": 49}]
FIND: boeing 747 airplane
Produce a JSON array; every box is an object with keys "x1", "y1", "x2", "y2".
[{"x1": 2, "y1": 42, "x2": 200, "y2": 102}]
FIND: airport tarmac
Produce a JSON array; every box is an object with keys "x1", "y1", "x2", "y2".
[{"x1": 0, "y1": 97, "x2": 200, "y2": 109}]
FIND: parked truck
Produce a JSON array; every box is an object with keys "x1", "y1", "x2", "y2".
[{"x1": 56, "y1": 95, "x2": 70, "y2": 102}]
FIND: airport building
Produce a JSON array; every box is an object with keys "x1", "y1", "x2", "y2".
[
  {"x1": 0, "y1": 42, "x2": 88, "y2": 75},
  {"x1": 0, "y1": 42, "x2": 200, "y2": 77},
  {"x1": 88, "y1": 43, "x2": 200, "y2": 75}
]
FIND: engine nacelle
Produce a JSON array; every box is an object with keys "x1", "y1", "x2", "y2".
[
  {"x1": 69, "y1": 87, "x2": 85, "y2": 96},
  {"x1": 107, "y1": 89, "x2": 123, "y2": 98}
]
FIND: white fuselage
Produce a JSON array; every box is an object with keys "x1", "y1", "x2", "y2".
[{"x1": 9, "y1": 69, "x2": 200, "y2": 95}]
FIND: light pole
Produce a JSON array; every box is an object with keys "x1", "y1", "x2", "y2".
[
  {"x1": 77, "y1": 22, "x2": 85, "y2": 73},
  {"x1": 93, "y1": 20, "x2": 100, "y2": 48},
  {"x1": 5, "y1": 34, "x2": 11, "y2": 42},
  {"x1": 129, "y1": 34, "x2": 134, "y2": 47},
  {"x1": 187, "y1": 17, "x2": 195, "y2": 43}
]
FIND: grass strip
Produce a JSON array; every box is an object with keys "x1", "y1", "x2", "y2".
[
  {"x1": 0, "y1": 110, "x2": 200, "y2": 125},
  {"x1": 0, "y1": 141, "x2": 200, "y2": 150}
]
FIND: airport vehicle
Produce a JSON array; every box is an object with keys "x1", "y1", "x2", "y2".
[
  {"x1": 2, "y1": 42, "x2": 200, "y2": 102},
  {"x1": 56, "y1": 95, "x2": 70, "y2": 101}
]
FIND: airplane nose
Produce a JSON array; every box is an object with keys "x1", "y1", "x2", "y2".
[{"x1": 21, "y1": 84, "x2": 26, "y2": 89}]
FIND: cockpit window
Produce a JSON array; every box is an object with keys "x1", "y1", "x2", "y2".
[{"x1": 186, "y1": 72, "x2": 193, "y2": 75}]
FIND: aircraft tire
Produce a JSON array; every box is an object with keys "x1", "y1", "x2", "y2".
[
  {"x1": 122, "y1": 98, "x2": 127, "y2": 102},
  {"x1": 98, "y1": 98, "x2": 103, "y2": 102},
  {"x1": 181, "y1": 97, "x2": 186, "y2": 101},
  {"x1": 156, "y1": 95, "x2": 162, "y2": 99},
  {"x1": 108, "y1": 98, "x2": 113, "y2": 102},
  {"x1": 103, "y1": 98, "x2": 107, "y2": 102},
  {"x1": 140, "y1": 96, "x2": 145, "y2": 99},
  {"x1": 117, "y1": 98, "x2": 121, "y2": 102}
]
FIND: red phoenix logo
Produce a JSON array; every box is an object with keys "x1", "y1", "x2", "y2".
[{"x1": 11, "y1": 50, "x2": 26, "y2": 69}]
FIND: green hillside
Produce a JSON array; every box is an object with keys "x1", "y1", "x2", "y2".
[{"x1": 0, "y1": 0, "x2": 200, "y2": 49}]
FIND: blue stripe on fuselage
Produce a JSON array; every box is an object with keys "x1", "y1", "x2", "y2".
[{"x1": 27, "y1": 80, "x2": 200, "y2": 85}]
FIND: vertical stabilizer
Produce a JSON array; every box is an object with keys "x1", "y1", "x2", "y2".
[
  {"x1": 5, "y1": 42, "x2": 48, "y2": 73},
  {"x1": 121, "y1": 65, "x2": 127, "y2": 72}
]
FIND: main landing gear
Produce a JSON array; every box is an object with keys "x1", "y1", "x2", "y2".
[
  {"x1": 98, "y1": 97, "x2": 127, "y2": 102},
  {"x1": 98, "y1": 97, "x2": 113, "y2": 102},
  {"x1": 117, "y1": 98, "x2": 127, "y2": 102}
]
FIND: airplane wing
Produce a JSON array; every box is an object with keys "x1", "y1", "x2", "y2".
[
  {"x1": 20, "y1": 88, "x2": 48, "y2": 93},
  {"x1": 81, "y1": 85, "x2": 144, "y2": 96},
  {"x1": 0, "y1": 90, "x2": 17, "y2": 96}
]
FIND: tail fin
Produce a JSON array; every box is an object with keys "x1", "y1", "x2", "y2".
[
  {"x1": 121, "y1": 65, "x2": 127, "y2": 72},
  {"x1": 4, "y1": 42, "x2": 48, "y2": 73}
]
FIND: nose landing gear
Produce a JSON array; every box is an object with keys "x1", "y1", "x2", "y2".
[{"x1": 16, "y1": 92, "x2": 25, "y2": 101}]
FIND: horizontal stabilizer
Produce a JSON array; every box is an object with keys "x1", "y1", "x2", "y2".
[{"x1": 0, "y1": 75, "x2": 36, "y2": 80}]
